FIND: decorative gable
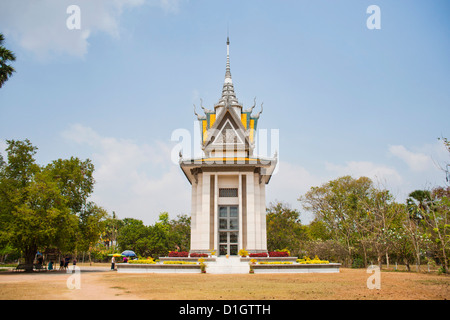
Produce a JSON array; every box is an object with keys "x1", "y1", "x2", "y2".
[
  {"x1": 212, "y1": 119, "x2": 244, "y2": 145},
  {"x1": 203, "y1": 108, "x2": 251, "y2": 157}
]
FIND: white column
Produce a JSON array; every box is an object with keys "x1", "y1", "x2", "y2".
[
  {"x1": 246, "y1": 172, "x2": 255, "y2": 250},
  {"x1": 254, "y1": 173, "x2": 261, "y2": 250},
  {"x1": 238, "y1": 173, "x2": 243, "y2": 250},
  {"x1": 260, "y1": 180, "x2": 267, "y2": 251},
  {"x1": 191, "y1": 174, "x2": 203, "y2": 251},
  {"x1": 200, "y1": 173, "x2": 210, "y2": 250},
  {"x1": 214, "y1": 173, "x2": 219, "y2": 252},
  {"x1": 190, "y1": 179, "x2": 197, "y2": 248}
]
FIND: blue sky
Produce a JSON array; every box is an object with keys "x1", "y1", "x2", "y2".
[{"x1": 1, "y1": 0, "x2": 449, "y2": 225}]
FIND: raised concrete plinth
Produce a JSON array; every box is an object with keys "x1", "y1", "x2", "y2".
[
  {"x1": 116, "y1": 257, "x2": 340, "y2": 274},
  {"x1": 251, "y1": 263, "x2": 341, "y2": 274},
  {"x1": 205, "y1": 257, "x2": 249, "y2": 274},
  {"x1": 159, "y1": 257, "x2": 216, "y2": 263},
  {"x1": 117, "y1": 263, "x2": 201, "y2": 274}
]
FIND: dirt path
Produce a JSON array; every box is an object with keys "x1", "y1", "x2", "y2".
[
  {"x1": 1, "y1": 268, "x2": 448, "y2": 300},
  {"x1": 96, "y1": 268, "x2": 450, "y2": 300},
  {"x1": 0, "y1": 269, "x2": 142, "y2": 300}
]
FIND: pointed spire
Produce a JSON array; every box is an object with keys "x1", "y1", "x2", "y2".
[
  {"x1": 217, "y1": 36, "x2": 241, "y2": 109},
  {"x1": 225, "y1": 37, "x2": 232, "y2": 84}
]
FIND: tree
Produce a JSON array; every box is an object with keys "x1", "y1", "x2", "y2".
[
  {"x1": 396, "y1": 211, "x2": 427, "y2": 272},
  {"x1": 0, "y1": 33, "x2": 16, "y2": 88},
  {"x1": 7, "y1": 170, "x2": 77, "y2": 271},
  {"x1": 0, "y1": 139, "x2": 104, "y2": 271},
  {"x1": 266, "y1": 201, "x2": 306, "y2": 254},
  {"x1": 406, "y1": 188, "x2": 450, "y2": 273},
  {"x1": 439, "y1": 137, "x2": 450, "y2": 184},
  {"x1": 117, "y1": 218, "x2": 150, "y2": 256},
  {"x1": 407, "y1": 190, "x2": 431, "y2": 221},
  {"x1": 168, "y1": 214, "x2": 191, "y2": 252},
  {"x1": 147, "y1": 212, "x2": 172, "y2": 258},
  {"x1": 77, "y1": 202, "x2": 108, "y2": 264},
  {"x1": 406, "y1": 190, "x2": 432, "y2": 269},
  {"x1": 113, "y1": 213, "x2": 190, "y2": 258},
  {"x1": 428, "y1": 187, "x2": 450, "y2": 273},
  {"x1": 44, "y1": 157, "x2": 95, "y2": 214},
  {"x1": 305, "y1": 218, "x2": 332, "y2": 241},
  {"x1": 299, "y1": 176, "x2": 373, "y2": 265},
  {"x1": 359, "y1": 188, "x2": 403, "y2": 268},
  {"x1": 103, "y1": 211, "x2": 123, "y2": 250},
  {"x1": 0, "y1": 140, "x2": 40, "y2": 262}
]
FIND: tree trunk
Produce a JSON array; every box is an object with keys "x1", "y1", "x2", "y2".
[
  {"x1": 404, "y1": 258, "x2": 410, "y2": 272},
  {"x1": 363, "y1": 246, "x2": 368, "y2": 268},
  {"x1": 377, "y1": 255, "x2": 383, "y2": 270},
  {"x1": 441, "y1": 244, "x2": 449, "y2": 273},
  {"x1": 24, "y1": 245, "x2": 37, "y2": 273}
]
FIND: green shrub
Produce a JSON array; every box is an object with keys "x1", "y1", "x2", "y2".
[{"x1": 351, "y1": 257, "x2": 365, "y2": 268}]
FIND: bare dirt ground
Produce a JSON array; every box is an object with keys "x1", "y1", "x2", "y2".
[{"x1": 0, "y1": 267, "x2": 448, "y2": 300}]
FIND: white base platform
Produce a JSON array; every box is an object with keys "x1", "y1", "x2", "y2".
[
  {"x1": 205, "y1": 257, "x2": 250, "y2": 274},
  {"x1": 116, "y1": 258, "x2": 341, "y2": 274}
]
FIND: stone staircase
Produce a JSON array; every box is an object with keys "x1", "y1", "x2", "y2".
[{"x1": 205, "y1": 256, "x2": 249, "y2": 274}]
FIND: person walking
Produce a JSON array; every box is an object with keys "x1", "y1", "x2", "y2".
[{"x1": 111, "y1": 256, "x2": 115, "y2": 271}]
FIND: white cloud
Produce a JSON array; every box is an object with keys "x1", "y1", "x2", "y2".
[
  {"x1": 267, "y1": 161, "x2": 324, "y2": 224},
  {"x1": 62, "y1": 124, "x2": 190, "y2": 225},
  {"x1": 0, "y1": 0, "x2": 181, "y2": 58},
  {"x1": 0, "y1": 140, "x2": 7, "y2": 159},
  {"x1": 266, "y1": 159, "x2": 403, "y2": 223},
  {"x1": 325, "y1": 160, "x2": 403, "y2": 188},
  {"x1": 153, "y1": 0, "x2": 184, "y2": 13},
  {"x1": 389, "y1": 145, "x2": 434, "y2": 172}
]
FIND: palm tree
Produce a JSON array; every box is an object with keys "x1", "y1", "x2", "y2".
[
  {"x1": 0, "y1": 33, "x2": 16, "y2": 88},
  {"x1": 406, "y1": 190, "x2": 431, "y2": 222}
]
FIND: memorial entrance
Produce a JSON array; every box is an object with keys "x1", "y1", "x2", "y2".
[{"x1": 218, "y1": 205, "x2": 239, "y2": 256}]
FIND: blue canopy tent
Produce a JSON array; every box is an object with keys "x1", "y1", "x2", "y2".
[{"x1": 121, "y1": 250, "x2": 137, "y2": 257}]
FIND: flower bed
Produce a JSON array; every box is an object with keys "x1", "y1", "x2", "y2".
[
  {"x1": 249, "y1": 253, "x2": 268, "y2": 257},
  {"x1": 190, "y1": 253, "x2": 208, "y2": 258},
  {"x1": 268, "y1": 251, "x2": 289, "y2": 257},
  {"x1": 248, "y1": 251, "x2": 291, "y2": 257},
  {"x1": 168, "y1": 251, "x2": 189, "y2": 257},
  {"x1": 163, "y1": 261, "x2": 197, "y2": 265},
  {"x1": 128, "y1": 259, "x2": 156, "y2": 264},
  {"x1": 238, "y1": 249, "x2": 249, "y2": 257},
  {"x1": 297, "y1": 256, "x2": 330, "y2": 264},
  {"x1": 258, "y1": 261, "x2": 293, "y2": 265}
]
